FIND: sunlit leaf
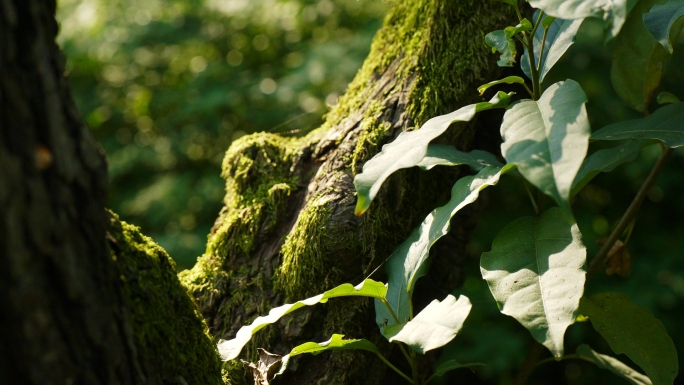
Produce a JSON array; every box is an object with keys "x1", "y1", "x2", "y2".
[
  {"x1": 579, "y1": 293, "x2": 678, "y2": 385},
  {"x1": 643, "y1": 0, "x2": 684, "y2": 54},
  {"x1": 477, "y1": 76, "x2": 527, "y2": 95},
  {"x1": 611, "y1": 0, "x2": 670, "y2": 113},
  {"x1": 591, "y1": 102, "x2": 684, "y2": 147},
  {"x1": 375, "y1": 164, "x2": 516, "y2": 325},
  {"x1": 571, "y1": 140, "x2": 646, "y2": 196},
  {"x1": 433, "y1": 360, "x2": 485, "y2": 377},
  {"x1": 529, "y1": 0, "x2": 638, "y2": 39},
  {"x1": 353, "y1": 92, "x2": 512, "y2": 216},
  {"x1": 480, "y1": 207, "x2": 586, "y2": 358},
  {"x1": 217, "y1": 279, "x2": 387, "y2": 360},
  {"x1": 576, "y1": 344, "x2": 653, "y2": 385},
  {"x1": 500, "y1": 80, "x2": 590, "y2": 213},
  {"x1": 416, "y1": 145, "x2": 503, "y2": 171},
  {"x1": 521, "y1": 14, "x2": 584, "y2": 83},
  {"x1": 382, "y1": 295, "x2": 472, "y2": 354},
  {"x1": 277, "y1": 335, "x2": 381, "y2": 377}
]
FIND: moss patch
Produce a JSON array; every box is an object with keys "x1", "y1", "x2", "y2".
[
  {"x1": 179, "y1": 133, "x2": 303, "y2": 306},
  {"x1": 107, "y1": 211, "x2": 222, "y2": 385}
]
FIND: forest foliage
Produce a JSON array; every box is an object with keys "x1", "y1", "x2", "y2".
[{"x1": 56, "y1": 0, "x2": 684, "y2": 384}]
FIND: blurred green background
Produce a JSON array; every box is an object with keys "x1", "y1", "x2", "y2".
[
  {"x1": 56, "y1": 0, "x2": 388, "y2": 269},
  {"x1": 56, "y1": 2, "x2": 683, "y2": 384}
]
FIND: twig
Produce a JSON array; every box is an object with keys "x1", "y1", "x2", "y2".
[{"x1": 587, "y1": 146, "x2": 674, "y2": 278}]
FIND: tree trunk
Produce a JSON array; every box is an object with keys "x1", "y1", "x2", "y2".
[
  {"x1": 179, "y1": 1, "x2": 516, "y2": 384},
  {"x1": 0, "y1": 1, "x2": 220, "y2": 384}
]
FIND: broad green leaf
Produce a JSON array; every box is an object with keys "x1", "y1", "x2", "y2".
[
  {"x1": 611, "y1": 0, "x2": 670, "y2": 113},
  {"x1": 495, "y1": 0, "x2": 517, "y2": 5},
  {"x1": 416, "y1": 145, "x2": 503, "y2": 171},
  {"x1": 529, "y1": 0, "x2": 638, "y2": 39},
  {"x1": 289, "y1": 334, "x2": 379, "y2": 356},
  {"x1": 591, "y1": 102, "x2": 684, "y2": 147},
  {"x1": 485, "y1": 20, "x2": 533, "y2": 67},
  {"x1": 354, "y1": 92, "x2": 513, "y2": 216},
  {"x1": 480, "y1": 207, "x2": 586, "y2": 358},
  {"x1": 433, "y1": 360, "x2": 485, "y2": 377},
  {"x1": 375, "y1": 164, "x2": 516, "y2": 325},
  {"x1": 657, "y1": 92, "x2": 681, "y2": 104},
  {"x1": 571, "y1": 140, "x2": 646, "y2": 196},
  {"x1": 521, "y1": 14, "x2": 584, "y2": 83},
  {"x1": 486, "y1": 30, "x2": 518, "y2": 67},
  {"x1": 277, "y1": 335, "x2": 380, "y2": 376},
  {"x1": 576, "y1": 344, "x2": 653, "y2": 385},
  {"x1": 643, "y1": 0, "x2": 684, "y2": 53},
  {"x1": 500, "y1": 80, "x2": 590, "y2": 212},
  {"x1": 217, "y1": 279, "x2": 387, "y2": 360},
  {"x1": 382, "y1": 295, "x2": 472, "y2": 354},
  {"x1": 579, "y1": 293, "x2": 678, "y2": 385},
  {"x1": 477, "y1": 76, "x2": 527, "y2": 95}
]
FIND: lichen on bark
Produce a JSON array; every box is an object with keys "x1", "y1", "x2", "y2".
[
  {"x1": 180, "y1": 1, "x2": 515, "y2": 384},
  {"x1": 107, "y1": 211, "x2": 223, "y2": 385}
]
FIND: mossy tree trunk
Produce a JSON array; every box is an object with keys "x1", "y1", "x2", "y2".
[
  {"x1": 0, "y1": 1, "x2": 220, "y2": 384},
  {"x1": 180, "y1": 1, "x2": 517, "y2": 384}
]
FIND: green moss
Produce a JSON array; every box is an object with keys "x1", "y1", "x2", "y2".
[
  {"x1": 107, "y1": 211, "x2": 222, "y2": 385},
  {"x1": 179, "y1": 133, "x2": 303, "y2": 308},
  {"x1": 222, "y1": 361, "x2": 250, "y2": 385},
  {"x1": 181, "y1": 1, "x2": 515, "y2": 382}
]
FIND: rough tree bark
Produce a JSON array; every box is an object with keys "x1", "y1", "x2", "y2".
[
  {"x1": 0, "y1": 1, "x2": 220, "y2": 384},
  {"x1": 0, "y1": 0, "x2": 519, "y2": 384},
  {"x1": 179, "y1": 1, "x2": 516, "y2": 384}
]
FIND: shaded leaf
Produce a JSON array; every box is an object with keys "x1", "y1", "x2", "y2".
[
  {"x1": 486, "y1": 30, "x2": 518, "y2": 67},
  {"x1": 480, "y1": 207, "x2": 586, "y2": 358},
  {"x1": 643, "y1": 0, "x2": 684, "y2": 53},
  {"x1": 416, "y1": 145, "x2": 503, "y2": 171},
  {"x1": 577, "y1": 344, "x2": 653, "y2": 385},
  {"x1": 657, "y1": 92, "x2": 681, "y2": 104},
  {"x1": 591, "y1": 102, "x2": 684, "y2": 147},
  {"x1": 501, "y1": 80, "x2": 590, "y2": 213},
  {"x1": 218, "y1": 279, "x2": 387, "y2": 360},
  {"x1": 529, "y1": 0, "x2": 638, "y2": 39},
  {"x1": 571, "y1": 140, "x2": 646, "y2": 196},
  {"x1": 579, "y1": 293, "x2": 679, "y2": 385},
  {"x1": 486, "y1": 20, "x2": 532, "y2": 67},
  {"x1": 611, "y1": 0, "x2": 670, "y2": 113},
  {"x1": 383, "y1": 295, "x2": 472, "y2": 354},
  {"x1": 478, "y1": 76, "x2": 527, "y2": 95},
  {"x1": 375, "y1": 164, "x2": 516, "y2": 325},
  {"x1": 354, "y1": 92, "x2": 513, "y2": 216},
  {"x1": 433, "y1": 360, "x2": 486, "y2": 377},
  {"x1": 521, "y1": 15, "x2": 584, "y2": 83}
]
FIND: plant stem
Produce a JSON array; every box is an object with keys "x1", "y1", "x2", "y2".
[
  {"x1": 375, "y1": 352, "x2": 415, "y2": 384},
  {"x1": 526, "y1": 11, "x2": 545, "y2": 100},
  {"x1": 536, "y1": 26, "x2": 550, "y2": 73},
  {"x1": 511, "y1": 342, "x2": 544, "y2": 385},
  {"x1": 410, "y1": 350, "x2": 420, "y2": 384},
  {"x1": 533, "y1": 354, "x2": 594, "y2": 368},
  {"x1": 381, "y1": 299, "x2": 414, "y2": 367},
  {"x1": 523, "y1": 180, "x2": 540, "y2": 214},
  {"x1": 513, "y1": 3, "x2": 524, "y2": 22},
  {"x1": 381, "y1": 298, "x2": 401, "y2": 325},
  {"x1": 397, "y1": 343, "x2": 412, "y2": 365},
  {"x1": 587, "y1": 146, "x2": 674, "y2": 278}
]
